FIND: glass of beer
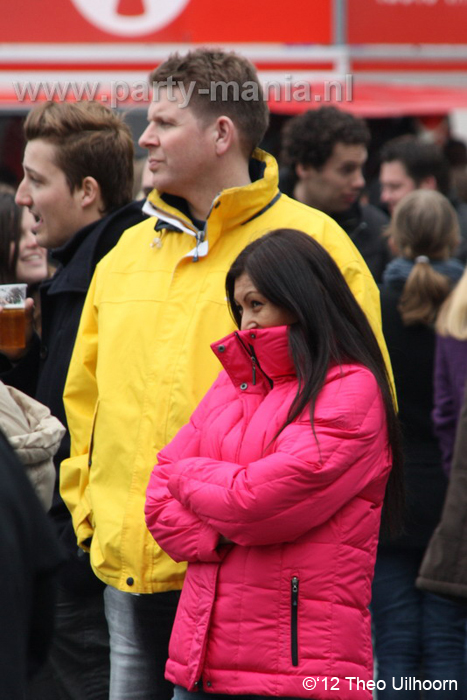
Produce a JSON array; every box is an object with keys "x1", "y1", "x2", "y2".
[{"x1": 0, "y1": 283, "x2": 27, "y2": 350}]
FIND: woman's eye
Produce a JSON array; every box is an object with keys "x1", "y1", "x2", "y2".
[{"x1": 251, "y1": 300, "x2": 262, "y2": 309}]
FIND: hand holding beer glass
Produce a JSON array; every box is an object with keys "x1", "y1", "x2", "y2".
[{"x1": 0, "y1": 283, "x2": 28, "y2": 352}]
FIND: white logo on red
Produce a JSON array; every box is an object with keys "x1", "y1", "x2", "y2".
[{"x1": 71, "y1": 0, "x2": 190, "y2": 37}]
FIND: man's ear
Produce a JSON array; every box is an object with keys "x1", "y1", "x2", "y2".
[
  {"x1": 295, "y1": 163, "x2": 315, "y2": 181},
  {"x1": 213, "y1": 116, "x2": 235, "y2": 156},
  {"x1": 79, "y1": 176, "x2": 101, "y2": 209},
  {"x1": 419, "y1": 175, "x2": 437, "y2": 191}
]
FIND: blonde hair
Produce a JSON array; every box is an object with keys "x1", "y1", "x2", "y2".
[
  {"x1": 436, "y1": 268, "x2": 467, "y2": 339},
  {"x1": 387, "y1": 190, "x2": 460, "y2": 326}
]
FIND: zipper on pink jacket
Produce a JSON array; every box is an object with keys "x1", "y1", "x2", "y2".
[
  {"x1": 291, "y1": 576, "x2": 299, "y2": 666},
  {"x1": 233, "y1": 332, "x2": 273, "y2": 388}
]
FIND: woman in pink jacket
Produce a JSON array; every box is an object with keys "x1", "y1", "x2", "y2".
[{"x1": 145, "y1": 229, "x2": 403, "y2": 700}]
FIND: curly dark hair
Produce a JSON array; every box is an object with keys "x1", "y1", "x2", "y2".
[{"x1": 280, "y1": 107, "x2": 370, "y2": 173}]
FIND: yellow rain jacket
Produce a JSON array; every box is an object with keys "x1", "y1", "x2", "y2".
[{"x1": 61, "y1": 149, "x2": 392, "y2": 593}]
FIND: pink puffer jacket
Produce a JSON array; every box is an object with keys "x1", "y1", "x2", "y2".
[{"x1": 145, "y1": 326, "x2": 391, "y2": 700}]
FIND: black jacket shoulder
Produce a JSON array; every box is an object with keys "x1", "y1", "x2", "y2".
[{"x1": 332, "y1": 202, "x2": 392, "y2": 283}]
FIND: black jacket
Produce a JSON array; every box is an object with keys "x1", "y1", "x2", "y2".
[
  {"x1": 0, "y1": 200, "x2": 147, "y2": 589},
  {"x1": 331, "y1": 202, "x2": 391, "y2": 283},
  {"x1": 279, "y1": 166, "x2": 392, "y2": 283},
  {"x1": 379, "y1": 281, "x2": 448, "y2": 550},
  {"x1": 0, "y1": 430, "x2": 62, "y2": 696}
]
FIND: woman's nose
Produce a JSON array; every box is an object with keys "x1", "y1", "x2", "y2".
[
  {"x1": 23, "y1": 230, "x2": 39, "y2": 249},
  {"x1": 240, "y1": 313, "x2": 258, "y2": 331}
]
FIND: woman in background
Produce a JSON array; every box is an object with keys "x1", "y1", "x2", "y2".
[
  {"x1": 371, "y1": 189, "x2": 467, "y2": 698},
  {"x1": 0, "y1": 191, "x2": 63, "y2": 509},
  {"x1": 432, "y1": 268, "x2": 467, "y2": 475},
  {"x1": 0, "y1": 190, "x2": 49, "y2": 333}
]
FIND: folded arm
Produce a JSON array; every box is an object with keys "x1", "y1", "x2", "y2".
[{"x1": 168, "y1": 375, "x2": 389, "y2": 547}]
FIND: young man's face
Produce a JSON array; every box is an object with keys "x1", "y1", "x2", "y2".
[
  {"x1": 139, "y1": 88, "x2": 216, "y2": 200},
  {"x1": 296, "y1": 142, "x2": 367, "y2": 214},
  {"x1": 379, "y1": 160, "x2": 416, "y2": 215},
  {"x1": 16, "y1": 139, "x2": 88, "y2": 250}
]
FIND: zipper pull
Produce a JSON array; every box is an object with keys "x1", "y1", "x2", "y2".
[
  {"x1": 291, "y1": 576, "x2": 299, "y2": 604},
  {"x1": 248, "y1": 343, "x2": 257, "y2": 385},
  {"x1": 192, "y1": 228, "x2": 205, "y2": 263},
  {"x1": 193, "y1": 235, "x2": 200, "y2": 263}
]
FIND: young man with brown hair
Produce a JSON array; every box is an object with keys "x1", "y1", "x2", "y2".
[
  {"x1": 0, "y1": 100, "x2": 147, "y2": 700},
  {"x1": 61, "y1": 49, "x2": 391, "y2": 700},
  {"x1": 280, "y1": 106, "x2": 391, "y2": 282}
]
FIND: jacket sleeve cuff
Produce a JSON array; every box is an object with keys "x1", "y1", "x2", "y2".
[
  {"x1": 73, "y1": 495, "x2": 94, "y2": 551},
  {"x1": 197, "y1": 523, "x2": 223, "y2": 562}
]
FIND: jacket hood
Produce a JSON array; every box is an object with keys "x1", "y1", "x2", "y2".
[{"x1": 211, "y1": 326, "x2": 295, "y2": 391}]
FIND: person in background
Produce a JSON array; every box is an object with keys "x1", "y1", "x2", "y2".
[
  {"x1": 0, "y1": 379, "x2": 64, "y2": 510},
  {"x1": 371, "y1": 189, "x2": 467, "y2": 698},
  {"x1": 379, "y1": 135, "x2": 467, "y2": 261},
  {"x1": 417, "y1": 369, "x2": 467, "y2": 601},
  {"x1": 60, "y1": 48, "x2": 392, "y2": 700},
  {"x1": 0, "y1": 429, "x2": 63, "y2": 700},
  {"x1": 432, "y1": 268, "x2": 467, "y2": 476},
  {"x1": 444, "y1": 138, "x2": 467, "y2": 204},
  {"x1": 0, "y1": 191, "x2": 62, "y2": 511},
  {"x1": 145, "y1": 228, "x2": 403, "y2": 700},
  {"x1": 0, "y1": 191, "x2": 49, "y2": 332},
  {"x1": 280, "y1": 106, "x2": 391, "y2": 281},
  {"x1": 0, "y1": 100, "x2": 147, "y2": 700},
  {"x1": 0, "y1": 190, "x2": 48, "y2": 286}
]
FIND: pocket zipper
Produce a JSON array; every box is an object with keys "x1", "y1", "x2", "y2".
[{"x1": 291, "y1": 576, "x2": 299, "y2": 666}]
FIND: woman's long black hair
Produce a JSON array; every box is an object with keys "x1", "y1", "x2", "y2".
[
  {"x1": 0, "y1": 191, "x2": 22, "y2": 284},
  {"x1": 226, "y1": 228, "x2": 404, "y2": 534}
]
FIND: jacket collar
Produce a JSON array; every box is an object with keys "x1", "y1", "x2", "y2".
[
  {"x1": 144, "y1": 149, "x2": 280, "y2": 259},
  {"x1": 211, "y1": 326, "x2": 295, "y2": 392},
  {"x1": 44, "y1": 200, "x2": 146, "y2": 295},
  {"x1": 330, "y1": 200, "x2": 364, "y2": 235},
  {"x1": 382, "y1": 255, "x2": 464, "y2": 292}
]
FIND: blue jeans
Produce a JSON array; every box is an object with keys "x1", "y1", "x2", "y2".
[
  {"x1": 47, "y1": 584, "x2": 110, "y2": 700},
  {"x1": 371, "y1": 549, "x2": 467, "y2": 698},
  {"x1": 104, "y1": 586, "x2": 180, "y2": 700}
]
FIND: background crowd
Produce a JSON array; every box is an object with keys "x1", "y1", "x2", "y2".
[{"x1": 1, "y1": 48, "x2": 467, "y2": 700}]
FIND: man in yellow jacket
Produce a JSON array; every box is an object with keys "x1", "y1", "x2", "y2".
[{"x1": 61, "y1": 49, "x2": 392, "y2": 700}]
